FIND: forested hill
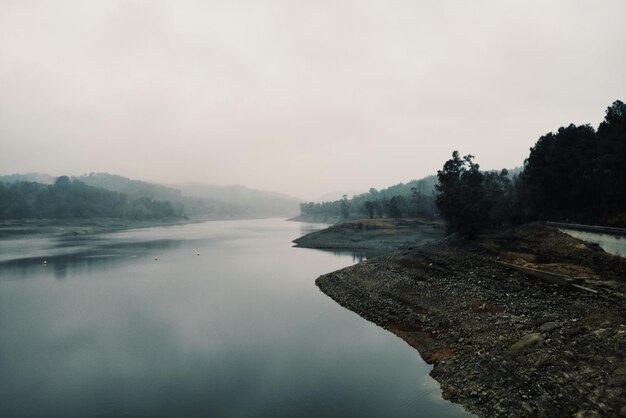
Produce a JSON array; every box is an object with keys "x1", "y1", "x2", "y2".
[
  {"x1": 0, "y1": 173, "x2": 301, "y2": 220},
  {"x1": 0, "y1": 176, "x2": 177, "y2": 220},
  {"x1": 0, "y1": 173, "x2": 55, "y2": 184},
  {"x1": 76, "y1": 173, "x2": 183, "y2": 203},
  {"x1": 297, "y1": 175, "x2": 441, "y2": 222},
  {"x1": 299, "y1": 100, "x2": 625, "y2": 232},
  {"x1": 174, "y1": 183, "x2": 300, "y2": 218}
]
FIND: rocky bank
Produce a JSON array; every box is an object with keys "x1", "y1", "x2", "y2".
[{"x1": 315, "y1": 224, "x2": 626, "y2": 417}]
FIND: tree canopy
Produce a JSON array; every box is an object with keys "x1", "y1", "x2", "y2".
[
  {"x1": 518, "y1": 100, "x2": 626, "y2": 225},
  {"x1": 434, "y1": 100, "x2": 626, "y2": 236}
]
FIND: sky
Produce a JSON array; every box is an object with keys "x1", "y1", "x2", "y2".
[{"x1": 1, "y1": 0, "x2": 625, "y2": 200}]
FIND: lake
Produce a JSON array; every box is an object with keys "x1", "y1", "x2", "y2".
[{"x1": 0, "y1": 219, "x2": 469, "y2": 418}]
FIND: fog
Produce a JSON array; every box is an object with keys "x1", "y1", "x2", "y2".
[{"x1": 1, "y1": 0, "x2": 624, "y2": 200}]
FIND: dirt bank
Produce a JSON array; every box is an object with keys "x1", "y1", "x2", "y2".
[
  {"x1": 293, "y1": 218, "x2": 444, "y2": 252},
  {"x1": 316, "y1": 224, "x2": 626, "y2": 417}
]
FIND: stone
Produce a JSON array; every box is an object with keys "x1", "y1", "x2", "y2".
[
  {"x1": 511, "y1": 333, "x2": 545, "y2": 353},
  {"x1": 538, "y1": 321, "x2": 560, "y2": 333}
]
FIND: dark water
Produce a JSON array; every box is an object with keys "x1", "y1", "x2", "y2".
[
  {"x1": 559, "y1": 228, "x2": 626, "y2": 257},
  {"x1": 0, "y1": 219, "x2": 469, "y2": 418}
]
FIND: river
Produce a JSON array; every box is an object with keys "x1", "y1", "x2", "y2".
[{"x1": 0, "y1": 219, "x2": 469, "y2": 418}]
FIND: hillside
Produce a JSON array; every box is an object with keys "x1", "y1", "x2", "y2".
[
  {"x1": 76, "y1": 173, "x2": 183, "y2": 202},
  {"x1": 0, "y1": 173, "x2": 55, "y2": 184},
  {"x1": 296, "y1": 175, "x2": 440, "y2": 223},
  {"x1": 296, "y1": 169, "x2": 525, "y2": 224},
  {"x1": 0, "y1": 172, "x2": 301, "y2": 220},
  {"x1": 175, "y1": 183, "x2": 300, "y2": 218},
  {"x1": 0, "y1": 176, "x2": 177, "y2": 220}
]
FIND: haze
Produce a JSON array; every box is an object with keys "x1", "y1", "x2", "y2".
[{"x1": 1, "y1": 0, "x2": 624, "y2": 200}]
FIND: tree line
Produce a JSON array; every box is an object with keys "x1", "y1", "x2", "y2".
[
  {"x1": 435, "y1": 100, "x2": 626, "y2": 236},
  {"x1": 297, "y1": 100, "x2": 625, "y2": 236},
  {"x1": 299, "y1": 176, "x2": 439, "y2": 221},
  {"x1": 0, "y1": 173, "x2": 301, "y2": 220},
  {"x1": 0, "y1": 176, "x2": 179, "y2": 220}
]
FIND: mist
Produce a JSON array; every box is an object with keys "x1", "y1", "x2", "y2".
[{"x1": 1, "y1": 0, "x2": 624, "y2": 200}]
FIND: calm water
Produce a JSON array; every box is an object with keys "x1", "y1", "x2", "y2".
[
  {"x1": 559, "y1": 228, "x2": 626, "y2": 257},
  {"x1": 0, "y1": 219, "x2": 469, "y2": 418}
]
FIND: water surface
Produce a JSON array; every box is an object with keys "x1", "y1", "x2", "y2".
[
  {"x1": 0, "y1": 219, "x2": 469, "y2": 417},
  {"x1": 559, "y1": 228, "x2": 626, "y2": 257}
]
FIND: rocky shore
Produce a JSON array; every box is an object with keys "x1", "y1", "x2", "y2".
[{"x1": 314, "y1": 224, "x2": 626, "y2": 417}]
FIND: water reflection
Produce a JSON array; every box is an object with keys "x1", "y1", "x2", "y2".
[
  {"x1": 0, "y1": 238, "x2": 182, "y2": 281},
  {"x1": 0, "y1": 219, "x2": 470, "y2": 418},
  {"x1": 328, "y1": 249, "x2": 385, "y2": 262}
]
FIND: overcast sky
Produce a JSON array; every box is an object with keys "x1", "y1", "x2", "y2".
[{"x1": 1, "y1": 0, "x2": 624, "y2": 200}]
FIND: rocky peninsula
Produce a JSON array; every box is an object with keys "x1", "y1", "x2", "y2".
[{"x1": 302, "y1": 221, "x2": 626, "y2": 417}]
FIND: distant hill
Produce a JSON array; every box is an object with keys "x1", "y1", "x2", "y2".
[
  {"x1": 75, "y1": 174, "x2": 301, "y2": 218},
  {"x1": 0, "y1": 173, "x2": 55, "y2": 184},
  {"x1": 0, "y1": 176, "x2": 177, "y2": 220},
  {"x1": 296, "y1": 174, "x2": 440, "y2": 223},
  {"x1": 296, "y1": 170, "x2": 525, "y2": 223},
  {"x1": 354, "y1": 175, "x2": 439, "y2": 200},
  {"x1": 174, "y1": 183, "x2": 301, "y2": 218},
  {"x1": 76, "y1": 173, "x2": 183, "y2": 202},
  {"x1": 0, "y1": 172, "x2": 301, "y2": 220},
  {"x1": 315, "y1": 189, "x2": 366, "y2": 203}
]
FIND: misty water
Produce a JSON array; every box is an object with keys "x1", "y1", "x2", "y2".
[{"x1": 0, "y1": 219, "x2": 469, "y2": 418}]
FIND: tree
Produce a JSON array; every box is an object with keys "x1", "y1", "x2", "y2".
[
  {"x1": 340, "y1": 194, "x2": 350, "y2": 220},
  {"x1": 435, "y1": 151, "x2": 489, "y2": 237},
  {"x1": 518, "y1": 124, "x2": 598, "y2": 222},
  {"x1": 597, "y1": 100, "x2": 626, "y2": 221},
  {"x1": 482, "y1": 169, "x2": 514, "y2": 227},
  {"x1": 363, "y1": 201, "x2": 374, "y2": 219},
  {"x1": 387, "y1": 196, "x2": 404, "y2": 219},
  {"x1": 409, "y1": 186, "x2": 437, "y2": 218}
]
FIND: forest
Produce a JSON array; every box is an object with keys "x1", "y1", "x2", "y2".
[
  {"x1": 0, "y1": 176, "x2": 178, "y2": 220},
  {"x1": 299, "y1": 175, "x2": 441, "y2": 221},
  {"x1": 0, "y1": 172, "x2": 300, "y2": 221},
  {"x1": 298, "y1": 100, "x2": 626, "y2": 235},
  {"x1": 436, "y1": 100, "x2": 626, "y2": 236}
]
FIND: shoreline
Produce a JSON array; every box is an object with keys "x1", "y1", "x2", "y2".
[
  {"x1": 0, "y1": 215, "x2": 299, "y2": 239},
  {"x1": 310, "y1": 224, "x2": 626, "y2": 417},
  {"x1": 0, "y1": 217, "x2": 200, "y2": 239}
]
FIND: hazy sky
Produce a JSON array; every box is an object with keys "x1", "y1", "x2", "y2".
[{"x1": 1, "y1": 0, "x2": 625, "y2": 200}]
